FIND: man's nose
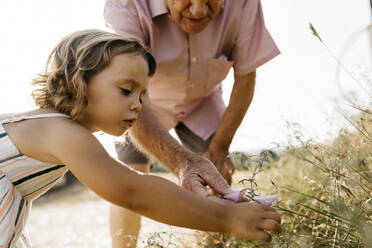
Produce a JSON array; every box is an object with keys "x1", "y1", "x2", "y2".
[{"x1": 189, "y1": 0, "x2": 208, "y2": 19}]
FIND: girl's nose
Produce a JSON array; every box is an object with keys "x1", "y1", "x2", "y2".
[
  {"x1": 130, "y1": 98, "x2": 142, "y2": 113},
  {"x1": 189, "y1": 0, "x2": 208, "y2": 19}
]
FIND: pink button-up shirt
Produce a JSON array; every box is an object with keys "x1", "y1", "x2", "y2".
[{"x1": 104, "y1": 0, "x2": 280, "y2": 140}]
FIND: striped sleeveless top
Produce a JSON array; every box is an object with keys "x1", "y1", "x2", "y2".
[{"x1": 0, "y1": 113, "x2": 70, "y2": 248}]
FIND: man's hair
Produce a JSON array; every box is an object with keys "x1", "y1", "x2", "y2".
[{"x1": 32, "y1": 29, "x2": 156, "y2": 120}]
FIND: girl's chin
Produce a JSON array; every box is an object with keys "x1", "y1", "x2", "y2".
[
  {"x1": 99, "y1": 128, "x2": 129, "y2": 137},
  {"x1": 112, "y1": 129, "x2": 128, "y2": 137},
  {"x1": 116, "y1": 127, "x2": 131, "y2": 136}
]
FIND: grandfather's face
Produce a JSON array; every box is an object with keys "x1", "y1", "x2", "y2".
[{"x1": 165, "y1": 0, "x2": 224, "y2": 34}]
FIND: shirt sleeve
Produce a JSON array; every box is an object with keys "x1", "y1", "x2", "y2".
[
  {"x1": 104, "y1": 0, "x2": 147, "y2": 47},
  {"x1": 232, "y1": 0, "x2": 280, "y2": 75}
]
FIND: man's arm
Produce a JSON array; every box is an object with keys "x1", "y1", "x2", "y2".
[
  {"x1": 128, "y1": 96, "x2": 190, "y2": 176},
  {"x1": 128, "y1": 96, "x2": 233, "y2": 198},
  {"x1": 204, "y1": 71, "x2": 256, "y2": 183}
]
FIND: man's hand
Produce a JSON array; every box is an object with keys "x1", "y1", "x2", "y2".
[
  {"x1": 129, "y1": 96, "x2": 236, "y2": 202},
  {"x1": 203, "y1": 149, "x2": 236, "y2": 185},
  {"x1": 178, "y1": 156, "x2": 235, "y2": 203}
]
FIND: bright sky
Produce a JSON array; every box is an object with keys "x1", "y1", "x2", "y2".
[{"x1": 0, "y1": 0, "x2": 371, "y2": 153}]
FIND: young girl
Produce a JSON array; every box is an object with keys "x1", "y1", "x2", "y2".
[{"x1": 0, "y1": 29, "x2": 281, "y2": 247}]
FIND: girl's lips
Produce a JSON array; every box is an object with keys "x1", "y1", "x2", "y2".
[{"x1": 124, "y1": 119, "x2": 137, "y2": 127}]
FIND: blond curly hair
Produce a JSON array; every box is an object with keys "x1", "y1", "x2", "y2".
[{"x1": 32, "y1": 29, "x2": 155, "y2": 120}]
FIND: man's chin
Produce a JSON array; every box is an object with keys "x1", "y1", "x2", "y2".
[{"x1": 180, "y1": 23, "x2": 208, "y2": 34}]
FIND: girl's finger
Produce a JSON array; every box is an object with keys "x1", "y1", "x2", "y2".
[
  {"x1": 263, "y1": 211, "x2": 281, "y2": 224},
  {"x1": 262, "y1": 205, "x2": 276, "y2": 212},
  {"x1": 258, "y1": 219, "x2": 282, "y2": 234},
  {"x1": 254, "y1": 230, "x2": 272, "y2": 242}
]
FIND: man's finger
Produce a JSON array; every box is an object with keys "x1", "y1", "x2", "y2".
[
  {"x1": 223, "y1": 189, "x2": 248, "y2": 202},
  {"x1": 181, "y1": 176, "x2": 209, "y2": 197},
  {"x1": 205, "y1": 174, "x2": 233, "y2": 196},
  {"x1": 206, "y1": 194, "x2": 235, "y2": 205},
  {"x1": 182, "y1": 175, "x2": 234, "y2": 204},
  {"x1": 201, "y1": 162, "x2": 233, "y2": 196}
]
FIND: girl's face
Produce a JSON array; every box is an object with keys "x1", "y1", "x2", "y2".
[{"x1": 79, "y1": 53, "x2": 149, "y2": 136}]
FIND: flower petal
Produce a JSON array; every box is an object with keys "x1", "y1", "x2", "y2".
[
  {"x1": 223, "y1": 189, "x2": 247, "y2": 202},
  {"x1": 253, "y1": 194, "x2": 278, "y2": 206}
]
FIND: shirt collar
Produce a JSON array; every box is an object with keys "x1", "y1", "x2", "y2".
[{"x1": 149, "y1": 0, "x2": 169, "y2": 18}]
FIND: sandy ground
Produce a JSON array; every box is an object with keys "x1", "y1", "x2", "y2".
[
  {"x1": 27, "y1": 171, "x2": 254, "y2": 248},
  {"x1": 27, "y1": 173, "x2": 202, "y2": 248}
]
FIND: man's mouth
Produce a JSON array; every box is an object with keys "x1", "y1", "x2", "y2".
[{"x1": 186, "y1": 17, "x2": 206, "y2": 24}]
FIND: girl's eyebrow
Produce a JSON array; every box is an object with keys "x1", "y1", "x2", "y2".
[
  {"x1": 116, "y1": 78, "x2": 148, "y2": 90},
  {"x1": 116, "y1": 78, "x2": 141, "y2": 87}
]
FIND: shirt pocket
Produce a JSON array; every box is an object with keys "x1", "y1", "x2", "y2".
[{"x1": 206, "y1": 57, "x2": 233, "y2": 94}]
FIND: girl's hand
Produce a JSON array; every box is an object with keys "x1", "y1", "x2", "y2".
[{"x1": 227, "y1": 202, "x2": 282, "y2": 242}]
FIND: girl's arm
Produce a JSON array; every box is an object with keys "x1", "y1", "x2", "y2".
[{"x1": 43, "y1": 119, "x2": 281, "y2": 241}]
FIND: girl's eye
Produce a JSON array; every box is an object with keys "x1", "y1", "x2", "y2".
[
  {"x1": 120, "y1": 88, "x2": 132, "y2": 96},
  {"x1": 139, "y1": 92, "x2": 146, "y2": 104}
]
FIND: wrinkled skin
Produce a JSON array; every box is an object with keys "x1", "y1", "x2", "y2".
[
  {"x1": 203, "y1": 149, "x2": 236, "y2": 185},
  {"x1": 165, "y1": 0, "x2": 224, "y2": 34},
  {"x1": 178, "y1": 156, "x2": 235, "y2": 203}
]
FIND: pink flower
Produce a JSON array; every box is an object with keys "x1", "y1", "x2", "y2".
[
  {"x1": 253, "y1": 194, "x2": 278, "y2": 206},
  {"x1": 223, "y1": 189, "x2": 247, "y2": 202}
]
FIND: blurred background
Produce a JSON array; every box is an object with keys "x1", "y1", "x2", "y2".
[{"x1": 0, "y1": 0, "x2": 371, "y2": 154}]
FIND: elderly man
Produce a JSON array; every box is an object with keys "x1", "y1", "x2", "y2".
[{"x1": 104, "y1": 0, "x2": 279, "y2": 247}]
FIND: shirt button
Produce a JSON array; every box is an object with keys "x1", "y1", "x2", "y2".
[{"x1": 192, "y1": 57, "x2": 197, "y2": 63}]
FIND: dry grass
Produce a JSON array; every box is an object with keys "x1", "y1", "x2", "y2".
[
  {"x1": 140, "y1": 104, "x2": 371, "y2": 248},
  {"x1": 144, "y1": 25, "x2": 372, "y2": 246},
  {"x1": 188, "y1": 24, "x2": 372, "y2": 248}
]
